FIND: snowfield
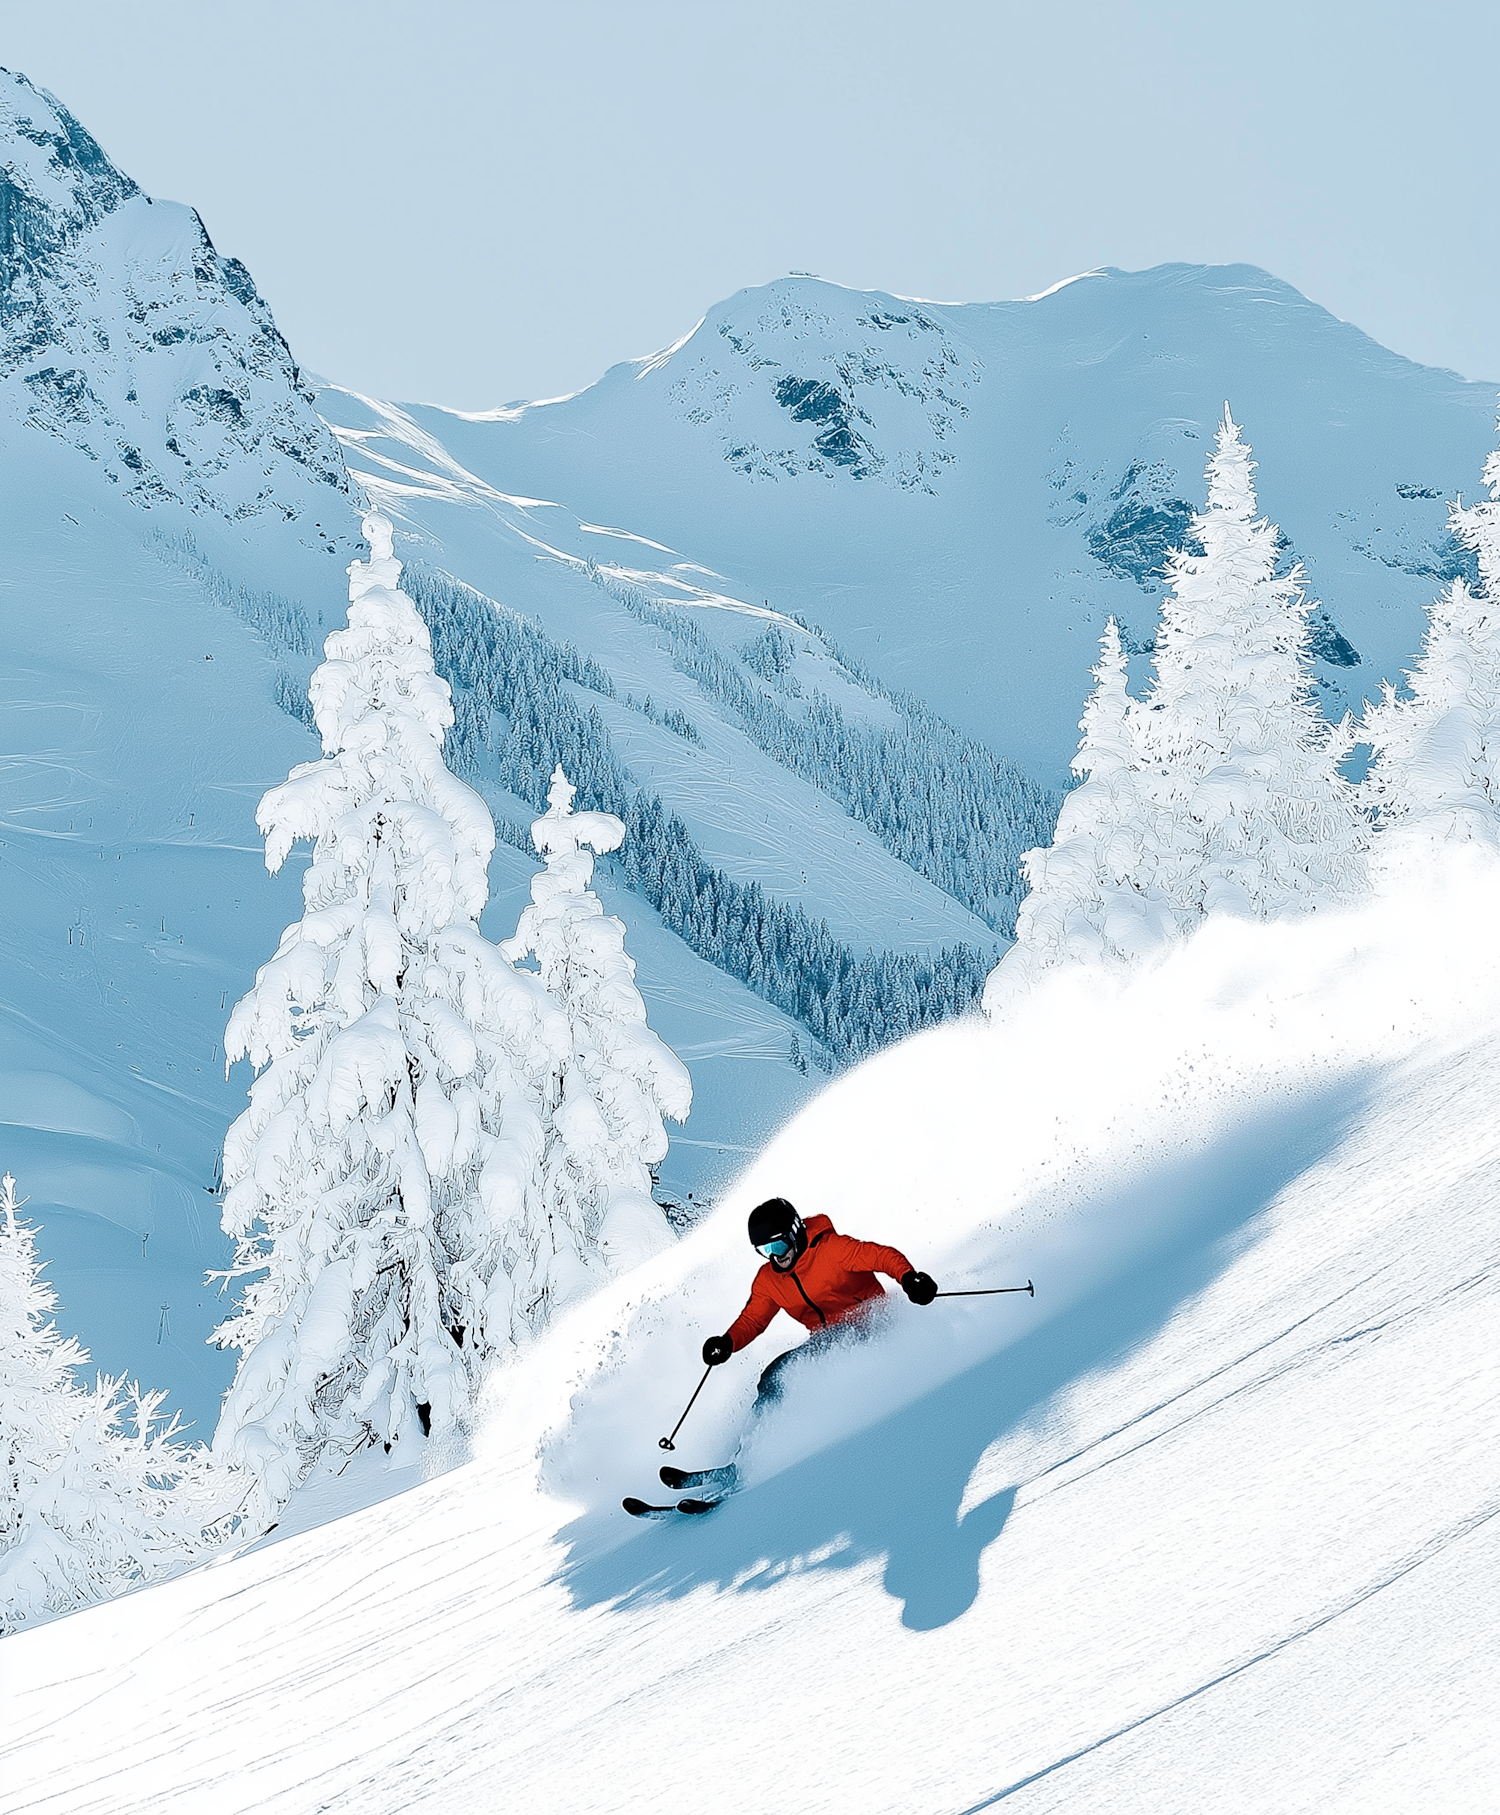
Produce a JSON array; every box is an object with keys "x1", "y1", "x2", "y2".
[{"x1": 3, "y1": 841, "x2": 1497, "y2": 1813}]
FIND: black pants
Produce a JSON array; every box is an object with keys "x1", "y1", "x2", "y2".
[{"x1": 752, "y1": 1312, "x2": 876, "y2": 1413}]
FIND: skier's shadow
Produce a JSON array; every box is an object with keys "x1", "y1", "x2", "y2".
[{"x1": 556, "y1": 1077, "x2": 1370, "y2": 1631}]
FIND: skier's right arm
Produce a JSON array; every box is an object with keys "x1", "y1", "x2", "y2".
[{"x1": 706, "y1": 1273, "x2": 778, "y2": 1361}]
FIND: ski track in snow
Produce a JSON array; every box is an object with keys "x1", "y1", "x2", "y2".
[
  {"x1": 963, "y1": 1502, "x2": 1500, "y2": 1812},
  {"x1": 3, "y1": 850, "x2": 1499, "y2": 1813}
]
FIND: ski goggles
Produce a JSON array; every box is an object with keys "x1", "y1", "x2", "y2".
[{"x1": 755, "y1": 1235, "x2": 796, "y2": 1258}]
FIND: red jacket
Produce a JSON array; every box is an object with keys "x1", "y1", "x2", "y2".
[{"x1": 725, "y1": 1215, "x2": 914, "y2": 1352}]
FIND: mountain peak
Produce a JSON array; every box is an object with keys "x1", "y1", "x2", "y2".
[
  {"x1": 627, "y1": 275, "x2": 982, "y2": 494},
  {"x1": 1, "y1": 66, "x2": 348, "y2": 523},
  {"x1": 0, "y1": 65, "x2": 137, "y2": 247}
]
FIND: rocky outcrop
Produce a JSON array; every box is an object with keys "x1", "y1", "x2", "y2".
[
  {"x1": 661, "y1": 279, "x2": 980, "y2": 492},
  {"x1": 1, "y1": 67, "x2": 348, "y2": 520}
]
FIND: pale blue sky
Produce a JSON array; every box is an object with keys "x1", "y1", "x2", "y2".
[{"x1": 6, "y1": 0, "x2": 1497, "y2": 408}]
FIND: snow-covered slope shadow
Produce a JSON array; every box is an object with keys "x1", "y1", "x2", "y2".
[{"x1": 557, "y1": 1075, "x2": 1369, "y2": 1629}]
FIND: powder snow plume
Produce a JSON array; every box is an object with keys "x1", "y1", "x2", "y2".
[{"x1": 491, "y1": 831, "x2": 1500, "y2": 1539}]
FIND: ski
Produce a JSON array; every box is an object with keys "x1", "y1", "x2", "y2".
[
  {"x1": 622, "y1": 1495, "x2": 724, "y2": 1519},
  {"x1": 659, "y1": 1462, "x2": 738, "y2": 1494}
]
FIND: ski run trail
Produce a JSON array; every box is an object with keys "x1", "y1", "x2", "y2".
[{"x1": 3, "y1": 840, "x2": 1498, "y2": 1815}]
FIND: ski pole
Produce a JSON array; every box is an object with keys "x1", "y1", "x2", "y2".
[
  {"x1": 659, "y1": 1365, "x2": 713, "y2": 1451},
  {"x1": 933, "y1": 1279, "x2": 1035, "y2": 1299}
]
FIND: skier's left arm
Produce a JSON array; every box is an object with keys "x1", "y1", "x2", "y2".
[{"x1": 834, "y1": 1234, "x2": 937, "y2": 1304}]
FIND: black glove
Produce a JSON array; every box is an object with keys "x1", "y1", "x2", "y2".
[
  {"x1": 702, "y1": 1333, "x2": 733, "y2": 1366},
  {"x1": 901, "y1": 1270, "x2": 938, "y2": 1306}
]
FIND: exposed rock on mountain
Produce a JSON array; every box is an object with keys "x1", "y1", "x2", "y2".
[
  {"x1": 1, "y1": 67, "x2": 347, "y2": 521},
  {"x1": 659, "y1": 282, "x2": 980, "y2": 490}
]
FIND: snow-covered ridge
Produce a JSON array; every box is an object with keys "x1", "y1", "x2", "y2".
[
  {"x1": 319, "y1": 380, "x2": 1038, "y2": 963},
  {"x1": 0, "y1": 67, "x2": 347, "y2": 522},
  {"x1": 410, "y1": 263, "x2": 1498, "y2": 779},
  {"x1": 0, "y1": 68, "x2": 135, "y2": 231}
]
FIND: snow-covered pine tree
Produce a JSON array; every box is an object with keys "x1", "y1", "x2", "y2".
[
  {"x1": 987, "y1": 411, "x2": 1364, "y2": 1015},
  {"x1": 213, "y1": 512, "x2": 567, "y2": 1522},
  {"x1": 1362, "y1": 426, "x2": 1500, "y2": 843},
  {"x1": 1, "y1": 1174, "x2": 232, "y2": 1633},
  {"x1": 984, "y1": 618, "x2": 1174, "y2": 1011},
  {"x1": 1452, "y1": 425, "x2": 1500, "y2": 589},
  {"x1": 500, "y1": 766, "x2": 691, "y2": 1324},
  {"x1": 1361, "y1": 582, "x2": 1500, "y2": 843},
  {"x1": 1138, "y1": 409, "x2": 1365, "y2": 925}
]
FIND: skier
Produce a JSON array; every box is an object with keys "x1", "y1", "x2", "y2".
[
  {"x1": 702, "y1": 1196, "x2": 937, "y2": 1390},
  {"x1": 629, "y1": 1197, "x2": 937, "y2": 1516}
]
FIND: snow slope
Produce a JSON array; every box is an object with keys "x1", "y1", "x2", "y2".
[
  {"x1": 318, "y1": 383, "x2": 1020, "y2": 955},
  {"x1": 0, "y1": 431, "x2": 327, "y2": 1436},
  {"x1": 4, "y1": 843, "x2": 1496, "y2": 1813}
]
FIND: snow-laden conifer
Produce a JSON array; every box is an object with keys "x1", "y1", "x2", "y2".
[
  {"x1": 500, "y1": 767, "x2": 691, "y2": 1324},
  {"x1": 1, "y1": 1174, "x2": 233, "y2": 1632},
  {"x1": 1135, "y1": 410, "x2": 1365, "y2": 924},
  {"x1": 1362, "y1": 426, "x2": 1500, "y2": 843},
  {"x1": 987, "y1": 411, "x2": 1364, "y2": 1014},
  {"x1": 1452, "y1": 428, "x2": 1500, "y2": 593},
  {"x1": 1361, "y1": 583, "x2": 1500, "y2": 843},
  {"x1": 984, "y1": 619, "x2": 1173, "y2": 1011},
  {"x1": 213, "y1": 512, "x2": 566, "y2": 1521}
]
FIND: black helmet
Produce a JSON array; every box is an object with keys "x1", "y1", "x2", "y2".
[{"x1": 748, "y1": 1197, "x2": 805, "y2": 1260}]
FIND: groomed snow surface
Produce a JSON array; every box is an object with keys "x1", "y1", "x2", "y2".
[{"x1": 4, "y1": 842, "x2": 1498, "y2": 1813}]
